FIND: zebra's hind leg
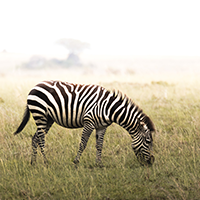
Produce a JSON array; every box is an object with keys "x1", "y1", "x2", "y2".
[
  {"x1": 38, "y1": 128, "x2": 48, "y2": 165},
  {"x1": 31, "y1": 129, "x2": 47, "y2": 165},
  {"x1": 31, "y1": 131, "x2": 39, "y2": 165},
  {"x1": 31, "y1": 118, "x2": 54, "y2": 165},
  {"x1": 95, "y1": 128, "x2": 106, "y2": 166}
]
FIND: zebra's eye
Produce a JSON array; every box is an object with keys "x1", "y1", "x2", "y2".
[
  {"x1": 146, "y1": 136, "x2": 151, "y2": 143},
  {"x1": 145, "y1": 132, "x2": 152, "y2": 143}
]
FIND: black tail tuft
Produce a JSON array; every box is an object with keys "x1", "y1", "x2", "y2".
[{"x1": 14, "y1": 105, "x2": 30, "y2": 135}]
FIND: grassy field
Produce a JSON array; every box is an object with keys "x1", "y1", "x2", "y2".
[{"x1": 0, "y1": 73, "x2": 200, "y2": 200}]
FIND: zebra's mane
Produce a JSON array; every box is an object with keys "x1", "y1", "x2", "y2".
[
  {"x1": 111, "y1": 90, "x2": 155, "y2": 132},
  {"x1": 141, "y1": 115, "x2": 155, "y2": 132}
]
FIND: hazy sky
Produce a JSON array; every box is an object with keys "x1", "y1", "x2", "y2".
[{"x1": 0, "y1": 0, "x2": 200, "y2": 56}]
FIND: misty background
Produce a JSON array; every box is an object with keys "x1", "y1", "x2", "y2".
[{"x1": 0, "y1": 0, "x2": 200, "y2": 80}]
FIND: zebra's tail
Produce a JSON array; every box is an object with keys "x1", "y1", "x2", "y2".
[{"x1": 14, "y1": 105, "x2": 30, "y2": 135}]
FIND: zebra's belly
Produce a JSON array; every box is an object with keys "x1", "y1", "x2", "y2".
[
  {"x1": 59, "y1": 123, "x2": 83, "y2": 129},
  {"x1": 52, "y1": 115, "x2": 110, "y2": 130}
]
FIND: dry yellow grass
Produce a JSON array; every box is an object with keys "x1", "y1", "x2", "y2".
[{"x1": 0, "y1": 71, "x2": 200, "y2": 199}]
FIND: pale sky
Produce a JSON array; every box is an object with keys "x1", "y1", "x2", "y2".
[{"x1": 0, "y1": 0, "x2": 200, "y2": 56}]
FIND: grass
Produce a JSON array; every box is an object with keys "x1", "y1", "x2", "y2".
[{"x1": 0, "y1": 75, "x2": 200, "y2": 199}]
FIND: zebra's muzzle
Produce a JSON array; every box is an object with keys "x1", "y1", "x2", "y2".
[
  {"x1": 136, "y1": 152, "x2": 155, "y2": 166},
  {"x1": 146, "y1": 154, "x2": 155, "y2": 165}
]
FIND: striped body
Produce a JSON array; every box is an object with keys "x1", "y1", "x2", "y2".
[
  {"x1": 14, "y1": 80, "x2": 155, "y2": 166},
  {"x1": 28, "y1": 81, "x2": 112, "y2": 129}
]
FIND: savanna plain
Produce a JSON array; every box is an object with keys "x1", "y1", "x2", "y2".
[{"x1": 0, "y1": 71, "x2": 200, "y2": 200}]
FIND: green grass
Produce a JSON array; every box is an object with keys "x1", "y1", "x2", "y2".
[{"x1": 0, "y1": 76, "x2": 200, "y2": 199}]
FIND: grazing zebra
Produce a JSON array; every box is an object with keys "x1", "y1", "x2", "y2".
[{"x1": 14, "y1": 80, "x2": 155, "y2": 166}]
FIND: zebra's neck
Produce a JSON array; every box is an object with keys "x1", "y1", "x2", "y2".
[{"x1": 108, "y1": 91, "x2": 145, "y2": 133}]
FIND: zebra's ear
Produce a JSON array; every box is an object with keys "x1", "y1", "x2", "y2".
[{"x1": 140, "y1": 116, "x2": 155, "y2": 132}]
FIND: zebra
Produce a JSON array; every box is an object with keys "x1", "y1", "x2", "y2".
[{"x1": 14, "y1": 80, "x2": 155, "y2": 166}]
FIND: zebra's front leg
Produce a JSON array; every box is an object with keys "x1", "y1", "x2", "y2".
[
  {"x1": 73, "y1": 123, "x2": 94, "y2": 164},
  {"x1": 95, "y1": 128, "x2": 106, "y2": 166}
]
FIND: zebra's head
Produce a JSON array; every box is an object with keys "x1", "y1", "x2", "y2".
[{"x1": 131, "y1": 116, "x2": 155, "y2": 166}]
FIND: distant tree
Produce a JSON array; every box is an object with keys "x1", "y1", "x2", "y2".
[
  {"x1": 56, "y1": 38, "x2": 90, "y2": 67},
  {"x1": 23, "y1": 55, "x2": 47, "y2": 69},
  {"x1": 57, "y1": 38, "x2": 90, "y2": 54},
  {"x1": 1, "y1": 49, "x2": 7, "y2": 53}
]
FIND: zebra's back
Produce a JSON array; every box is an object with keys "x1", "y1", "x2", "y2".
[{"x1": 27, "y1": 80, "x2": 111, "y2": 128}]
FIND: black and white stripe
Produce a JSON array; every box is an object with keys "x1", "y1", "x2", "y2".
[{"x1": 14, "y1": 80, "x2": 155, "y2": 166}]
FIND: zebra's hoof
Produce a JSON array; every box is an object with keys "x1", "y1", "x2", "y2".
[
  {"x1": 31, "y1": 160, "x2": 36, "y2": 165},
  {"x1": 73, "y1": 159, "x2": 79, "y2": 165},
  {"x1": 44, "y1": 160, "x2": 49, "y2": 168},
  {"x1": 96, "y1": 160, "x2": 104, "y2": 168}
]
